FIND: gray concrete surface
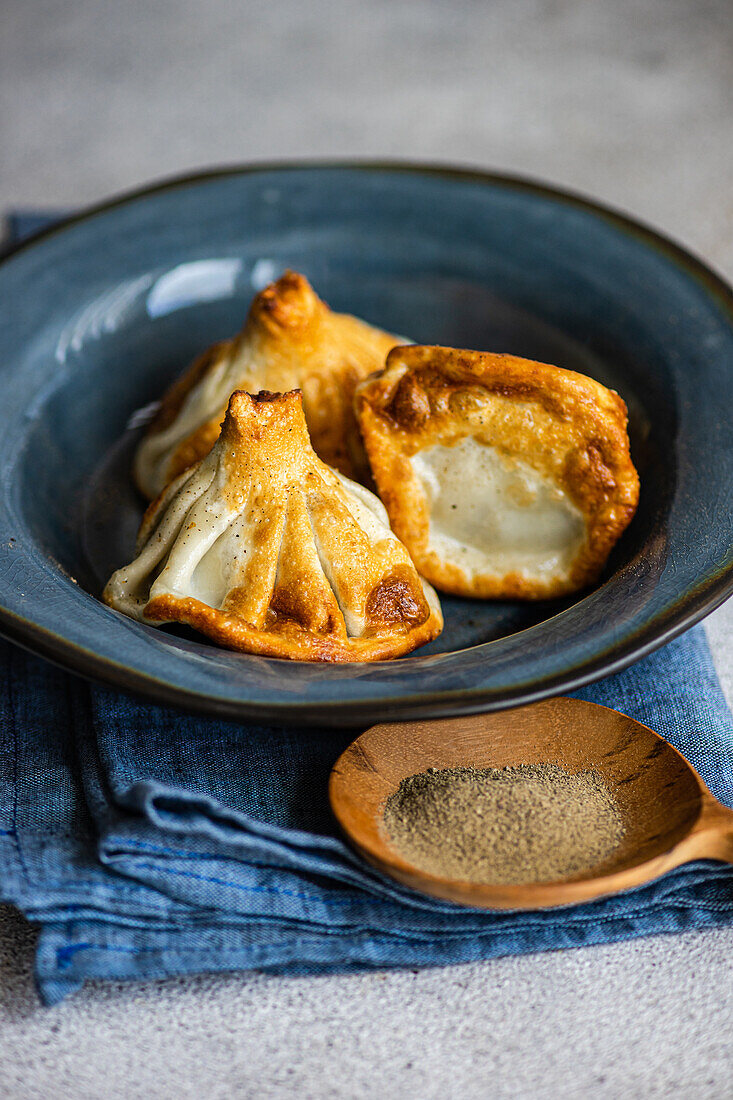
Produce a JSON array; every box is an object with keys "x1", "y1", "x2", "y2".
[
  {"x1": 1, "y1": 903, "x2": 733, "y2": 1100},
  {"x1": 1, "y1": 0, "x2": 732, "y2": 1096}
]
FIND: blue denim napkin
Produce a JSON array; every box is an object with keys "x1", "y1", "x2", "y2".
[{"x1": 2, "y1": 214, "x2": 733, "y2": 1006}]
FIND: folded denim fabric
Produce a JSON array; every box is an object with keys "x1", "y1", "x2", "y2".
[
  {"x1": 1, "y1": 214, "x2": 733, "y2": 1006},
  {"x1": 2, "y1": 627, "x2": 732, "y2": 1006}
]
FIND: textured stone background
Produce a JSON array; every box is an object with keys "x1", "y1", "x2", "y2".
[{"x1": 1, "y1": 0, "x2": 732, "y2": 1096}]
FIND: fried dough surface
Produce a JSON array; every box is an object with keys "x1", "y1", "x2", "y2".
[
  {"x1": 108, "y1": 389, "x2": 443, "y2": 661},
  {"x1": 355, "y1": 346, "x2": 639, "y2": 599},
  {"x1": 134, "y1": 271, "x2": 401, "y2": 499}
]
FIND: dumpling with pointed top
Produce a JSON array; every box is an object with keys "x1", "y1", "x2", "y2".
[
  {"x1": 133, "y1": 271, "x2": 402, "y2": 499},
  {"x1": 355, "y1": 345, "x2": 640, "y2": 600},
  {"x1": 106, "y1": 389, "x2": 443, "y2": 662}
]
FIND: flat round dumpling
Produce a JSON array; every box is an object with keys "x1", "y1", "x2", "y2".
[
  {"x1": 106, "y1": 389, "x2": 443, "y2": 662},
  {"x1": 354, "y1": 345, "x2": 640, "y2": 599},
  {"x1": 134, "y1": 271, "x2": 401, "y2": 499}
]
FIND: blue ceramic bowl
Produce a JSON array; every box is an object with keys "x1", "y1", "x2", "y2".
[{"x1": 1, "y1": 164, "x2": 732, "y2": 726}]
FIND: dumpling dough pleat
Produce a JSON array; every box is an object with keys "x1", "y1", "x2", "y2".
[
  {"x1": 262, "y1": 489, "x2": 346, "y2": 638},
  {"x1": 106, "y1": 389, "x2": 443, "y2": 662}
]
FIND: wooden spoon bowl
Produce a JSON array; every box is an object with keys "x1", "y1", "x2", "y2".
[{"x1": 329, "y1": 698, "x2": 733, "y2": 909}]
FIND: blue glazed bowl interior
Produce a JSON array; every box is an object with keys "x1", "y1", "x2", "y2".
[{"x1": 18, "y1": 238, "x2": 661, "y2": 656}]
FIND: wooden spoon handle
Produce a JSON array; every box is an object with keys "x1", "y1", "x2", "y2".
[{"x1": 678, "y1": 795, "x2": 733, "y2": 865}]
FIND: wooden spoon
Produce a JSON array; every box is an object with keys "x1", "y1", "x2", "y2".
[{"x1": 329, "y1": 698, "x2": 733, "y2": 909}]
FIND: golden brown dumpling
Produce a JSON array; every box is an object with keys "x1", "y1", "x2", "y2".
[
  {"x1": 134, "y1": 271, "x2": 401, "y2": 499},
  {"x1": 106, "y1": 389, "x2": 443, "y2": 662},
  {"x1": 355, "y1": 346, "x2": 640, "y2": 599}
]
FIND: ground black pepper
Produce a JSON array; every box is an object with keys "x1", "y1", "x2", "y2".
[{"x1": 383, "y1": 763, "x2": 625, "y2": 885}]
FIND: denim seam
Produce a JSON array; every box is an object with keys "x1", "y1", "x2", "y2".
[
  {"x1": 108, "y1": 837, "x2": 360, "y2": 899},
  {"x1": 0, "y1": 824, "x2": 96, "y2": 840},
  {"x1": 86, "y1": 857, "x2": 733, "y2": 924},
  {"x1": 127, "y1": 860, "x2": 358, "y2": 906},
  {"x1": 52, "y1": 900, "x2": 733, "y2": 971},
  {"x1": 7, "y1": 881, "x2": 191, "y2": 900},
  {"x1": 120, "y1": 835, "x2": 344, "y2": 863}
]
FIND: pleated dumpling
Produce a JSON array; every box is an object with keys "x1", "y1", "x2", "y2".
[
  {"x1": 106, "y1": 389, "x2": 443, "y2": 662},
  {"x1": 355, "y1": 346, "x2": 640, "y2": 600},
  {"x1": 134, "y1": 271, "x2": 401, "y2": 499}
]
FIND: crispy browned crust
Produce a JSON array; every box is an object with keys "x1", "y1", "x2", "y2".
[
  {"x1": 115, "y1": 390, "x2": 443, "y2": 661},
  {"x1": 143, "y1": 588, "x2": 442, "y2": 663},
  {"x1": 354, "y1": 346, "x2": 640, "y2": 599},
  {"x1": 136, "y1": 271, "x2": 399, "y2": 496}
]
